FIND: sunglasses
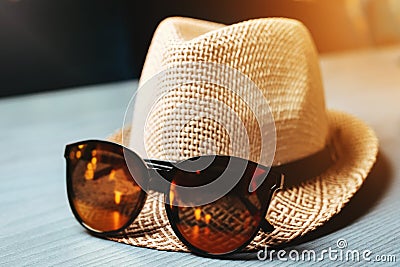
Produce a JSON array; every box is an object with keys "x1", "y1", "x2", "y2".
[{"x1": 64, "y1": 139, "x2": 284, "y2": 257}]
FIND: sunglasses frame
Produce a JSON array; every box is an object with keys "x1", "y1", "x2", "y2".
[
  {"x1": 65, "y1": 140, "x2": 151, "y2": 236},
  {"x1": 164, "y1": 156, "x2": 282, "y2": 257},
  {"x1": 64, "y1": 139, "x2": 284, "y2": 258}
]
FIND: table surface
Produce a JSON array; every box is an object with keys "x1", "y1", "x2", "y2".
[{"x1": 1, "y1": 45, "x2": 399, "y2": 266}]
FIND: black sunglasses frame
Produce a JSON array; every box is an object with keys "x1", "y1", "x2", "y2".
[{"x1": 65, "y1": 139, "x2": 284, "y2": 258}]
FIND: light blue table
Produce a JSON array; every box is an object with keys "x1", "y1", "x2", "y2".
[{"x1": 1, "y1": 46, "x2": 399, "y2": 266}]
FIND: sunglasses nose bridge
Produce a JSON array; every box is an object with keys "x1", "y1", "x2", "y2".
[{"x1": 145, "y1": 165, "x2": 175, "y2": 194}]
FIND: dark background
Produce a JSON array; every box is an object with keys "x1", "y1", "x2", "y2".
[{"x1": 0, "y1": 0, "x2": 389, "y2": 97}]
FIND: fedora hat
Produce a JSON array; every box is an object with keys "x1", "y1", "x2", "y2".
[{"x1": 105, "y1": 17, "x2": 378, "y2": 251}]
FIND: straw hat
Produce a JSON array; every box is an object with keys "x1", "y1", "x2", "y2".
[{"x1": 106, "y1": 17, "x2": 378, "y2": 251}]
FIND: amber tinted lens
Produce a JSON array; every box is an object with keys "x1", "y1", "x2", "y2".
[
  {"x1": 66, "y1": 141, "x2": 146, "y2": 233},
  {"x1": 167, "y1": 156, "x2": 272, "y2": 255}
]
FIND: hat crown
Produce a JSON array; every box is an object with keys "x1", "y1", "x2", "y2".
[{"x1": 134, "y1": 17, "x2": 329, "y2": 165}]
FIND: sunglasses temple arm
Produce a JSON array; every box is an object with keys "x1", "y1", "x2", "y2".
[
  {"x1": 260, "y1": 218, "x2": 275, "y2": 232},
  {"x1": 238, "y1": 195, "x2": 275, "y2": 233},
  {"x1": 239, "y1": 172, "x2": 284, "y2": 233},
  {"x1": 260, "y1": 173, "x2": 285, "y2": 233}
]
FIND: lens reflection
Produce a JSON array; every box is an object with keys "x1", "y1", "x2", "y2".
[
  {"x1": 66, "y1": 141, "x2": 146, "y2": 232},
  {"x1": 167, "y1": 156, "x2": 272, "y2": 255}
]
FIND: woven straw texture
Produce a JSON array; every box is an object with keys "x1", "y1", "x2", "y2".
[
  {"x1": 135, "y1": 17, "x2": 328, "y2": 165},
  {"x1": 105, "y1": 17, "x2": 378, "y2": 251}
]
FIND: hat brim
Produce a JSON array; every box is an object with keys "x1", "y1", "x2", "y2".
[{"x1": 105, "y1": 109, "x2": 378, "y2": 251}]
